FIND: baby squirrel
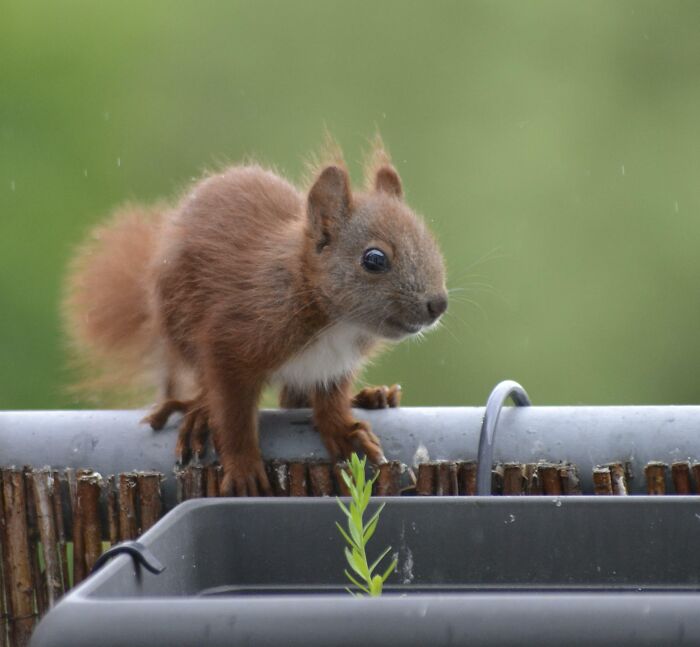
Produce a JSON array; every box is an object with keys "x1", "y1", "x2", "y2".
[{"x1": 64, "y1": 139, "x2": 447, "y2": 495}]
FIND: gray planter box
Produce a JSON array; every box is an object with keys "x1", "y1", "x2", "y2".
[{"x1": 32, "y1": 496, "x2": 700, "y2": 646}]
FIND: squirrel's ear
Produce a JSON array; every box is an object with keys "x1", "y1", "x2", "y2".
[
  {"x1": 375, "y1": 165, "x2": 403, "y2": 198},
  {"x1": 307, "y1": 165, "x2": 352, "y2": 250}
]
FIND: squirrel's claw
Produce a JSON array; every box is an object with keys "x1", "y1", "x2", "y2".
[
  {"x1": 189, "y1": 411, "x2": 210, "y2": 458},
  {"x1": 387, "y1": 384, "x2": 402, "y2": 408},
  {"x1": 349, "y1": 421, "x2": 386, "y2": 465}
]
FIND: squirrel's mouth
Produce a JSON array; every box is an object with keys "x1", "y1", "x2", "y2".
[{"x1": 384, "y1": 317, "x2": 423, "y2": 336}]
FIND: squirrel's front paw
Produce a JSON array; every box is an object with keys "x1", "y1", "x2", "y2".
[
  {"x1": 352, "y1": 384, "x2": 402, "y2": 409},
  {"x1": 320, "y1": 420, "x2": 386, "y2": 466},
  {"x1": 220, "y1": 452, "x2": 272, "y2": 497}
]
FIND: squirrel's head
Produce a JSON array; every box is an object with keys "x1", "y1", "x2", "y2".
[{"x1": 306, "y1": 162, "x2": 447, "y2": 340}]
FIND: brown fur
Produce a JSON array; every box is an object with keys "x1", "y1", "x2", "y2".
[
  {"x1": 63, "y1": 204, "x2": 166, "y2": 399},
  {"x1": 63, "y1": 140, "x2": 447, "y2": 495}
]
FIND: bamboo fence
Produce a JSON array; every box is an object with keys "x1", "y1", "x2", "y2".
[{"x1": 0, "y1": 458, "x2": 696, "y2": 645}]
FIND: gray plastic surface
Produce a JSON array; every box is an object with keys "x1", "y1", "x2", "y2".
[
  {"x1": 3, "y1": 406, "x2": 700, "y2": 506},
  {"x1": 32, "y1": 497, "x2": 700, "y2": 646}
]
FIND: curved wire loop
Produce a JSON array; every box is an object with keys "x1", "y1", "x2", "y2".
[{"x1": 476, "y1": 380, "x2": 532, "y2": 495}]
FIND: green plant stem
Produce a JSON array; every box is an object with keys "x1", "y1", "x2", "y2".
[{"x1": 336, "y1": 453, "x2": 397, "y2": 597}]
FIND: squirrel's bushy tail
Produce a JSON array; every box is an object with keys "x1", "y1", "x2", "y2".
[{"x1": 62, "y1": 204, "x2": 165, "y2": 402}]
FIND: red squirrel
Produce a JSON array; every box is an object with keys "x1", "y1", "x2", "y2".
[{"x1": 63, "y1": 139, "x2": 447, "y2": 495}]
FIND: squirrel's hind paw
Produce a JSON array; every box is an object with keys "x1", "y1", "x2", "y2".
[
  {"x1": 144, "y1": 396, "x2": 211, "y2": 463},
  {"x1": 142, "y1": 398, "x2": 191, "y2": 430},
  {"x1": 174, "y1": 403, "x2": 210, "y2": 464},
  {"x1": 352, "y1": 384, "x2": 402, "y2": 410}
]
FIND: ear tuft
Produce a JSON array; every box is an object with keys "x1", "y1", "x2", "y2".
[
  {"x1": 375, "y1": 165, "x2": 403, "y2": 198},
  {"x1": 307, "y1": 166, "x2": 352, "y2": 250},
  {"x1": 363, "y1": 133, "x2": 403, "y2": 198},
  {"x1": 302, "y1": 130, "x2": 346, "y2": 190}
]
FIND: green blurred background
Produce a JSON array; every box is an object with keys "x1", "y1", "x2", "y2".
[{"x1": 2, "y1": 0, "x2": 699, "y2": 409}]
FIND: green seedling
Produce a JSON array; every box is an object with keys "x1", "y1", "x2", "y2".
[{"x1": 336, "y1": 453, "x2": 397, "y2": 597}]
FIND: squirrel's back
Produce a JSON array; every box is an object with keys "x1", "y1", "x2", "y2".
[
  {"x1": 155, "y1": 166, "x2": 306, "y2": 360},
  {"x1": 63, "y1": 165, "x2": 306, "y2": 399}
]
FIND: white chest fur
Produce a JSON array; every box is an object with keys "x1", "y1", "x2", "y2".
[{"x1": 272, "y1": 322, "x2": 367, "y2": 390}]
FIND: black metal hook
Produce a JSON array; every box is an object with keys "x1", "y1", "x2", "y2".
[
  {"x1": 476, "y1": 380, "x2": 532, "y2": 495},
  {"x1": 91, "y1": 540, "x2": 166, "y2": 575}
]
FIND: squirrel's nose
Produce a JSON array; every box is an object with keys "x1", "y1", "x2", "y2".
[{"x1": 426, "y1": 294, "x2": 448, "y2": 321}]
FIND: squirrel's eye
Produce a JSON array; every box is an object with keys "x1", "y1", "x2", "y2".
[{"x1": 362, "y1": 248, "x2": 389, "y2": 273}]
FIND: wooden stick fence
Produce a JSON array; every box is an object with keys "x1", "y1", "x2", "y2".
[{"x1": 1, "y1": 458, "x2": 699, "y2": 645}]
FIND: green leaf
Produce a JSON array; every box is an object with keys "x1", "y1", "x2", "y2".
[
  {"x1": 368, "y1": 545, "x2": 392, "y2": 576},
  {"x1": 363, "y1": 503, "x2": 385, "y2": 535},
  {"x1": 380, "y1": 558, "x2": 398, "y2": 583},
  {"x1": 361, "y1": 480, "x2": 372, "y2": 510},
  {"x1": 358, "y1": 455, "x2": 368, "y2": 487},
  {"x1": 340, "y1": 469, "x2": 353, "y2": 490},
  {"x1": 350, "y1": 506, "x2": 363, "y2": 540},
  {"x1": 352, "y1": 547, "x2": 370, "y2": 581},
  {"x1": 354, "y1": 466, "x2": 365, "y2": 496},
  {"x1": 344, "y1": 547, "x2": 364, "y2": 578},
  {"x1": 336, "y1": 497, "x2": 351, "y2": 519},
  {"x1": 350, "y1": 453, "x2": 364, "y2": 476},
  {"x1": 344, "y1": 569, "x2": 370, "y2": 594},
  {"x1": 345, "y1": 546, "x2": 370, "y2": 582},
  {"x1": 348, "y1": 515, "x2": 362, "y2": 546},
  {"x1": 335, "y1": 521, "x2": 357, "y2": 549},
  {"x1": 363, "y1": 516, "x2": 379, "y2": 545}
]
